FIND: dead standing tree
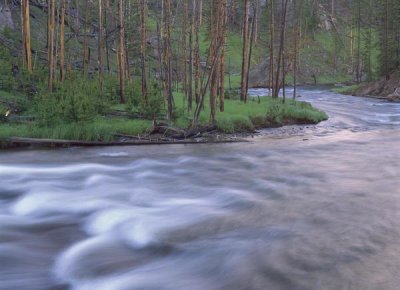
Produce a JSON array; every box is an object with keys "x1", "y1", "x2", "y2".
[
  {"x1": 163, "y1": 0, "x2": 174, "y2": 120},
  {"x1": 273, "y1": 0, "x2": 289, "y2": 99},
  {"x1": 140, "y1": 0, "x2": 148, "y2": 102},
  {"x1": 21, "y1": 0, "x2": 32, "y2": 73},
  {"x1": 47, "y1": 0, "x2": 55, "y2": 91},
  {"x1": 118, "y1": 0, "x2": 126, "y2": 103},
  {"x1": 240, "y1": 0, "x2": 250, "y2": 102}
]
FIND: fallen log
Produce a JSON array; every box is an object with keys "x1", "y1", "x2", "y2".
[
  {"x1": 113, "y1": 133, "x2": 170, "y2": 142},
  {"x1": 1, "y1": 136, "x2": 247, "y2": 149},
  {"x1": 150, "y1": 124, "x2": 218, "y2": 140}
]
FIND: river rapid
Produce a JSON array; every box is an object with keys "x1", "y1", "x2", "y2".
[{"x1": 0, "y1": 87, "x2": 399, "y2": 290}]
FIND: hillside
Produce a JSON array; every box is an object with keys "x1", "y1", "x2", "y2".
[{"x1": 1, "y1": 0, "x2": 359, "y2": 88}]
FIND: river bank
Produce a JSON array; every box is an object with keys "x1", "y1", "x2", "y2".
[
  {"x1": 0, "y1": 96, "x2": 328, "y2": 149},
  {"x1": 332, "y1": 72, "x2": 400, "y2": 102}
]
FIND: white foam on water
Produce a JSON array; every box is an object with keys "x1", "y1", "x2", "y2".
[
  {"x1": 127, "y1": 158, "x2": 170, "y2": 170},
  {"x1": 11, "y1": 192, "x2": 112, "y2": 217},
  {"x1": 84, "y1": 174, "x2": 120, "y2": 186},
  {"x1": 118, "y1": 219, "x2": 155, "y2": 248},
  {"x1": 0, "y1": 164, "x2": 118, "y2": 176},
  {"x1": 84, "y1": 208, "x2": 139, "y2": 236},
  {"x1": 98, "y1": 152, "x2": 129, "y2": 157},
  {"x1": 133, "y1": 170, "x2": 169, "y2": 179},
  {"x1": 54, "y1": 236, "x2": 113, "y2": 283}
]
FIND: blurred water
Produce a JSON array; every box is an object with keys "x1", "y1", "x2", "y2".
[{"x1": 0, "y1": 88, "x2": 400, "y2": 290}]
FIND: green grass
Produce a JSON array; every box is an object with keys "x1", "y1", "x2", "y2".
[
  {"x1": 214, "y1": 98, "x2": 328, "y2": 133},
  {"x1": 173, "y1": 93, "x2": 328, "y2": 133},
  {"x1": 332, "y1": 84, "x2": 361, "y2": 94},
  {"x1": 0, "y1": 118, "x2": 152, "y2": 142},
  {"x1": 0, "y1": 94, "x2": 327, "y2": 143},
  {"x1": 0, "y1": 90, "x2": 17, "y2": 99}
]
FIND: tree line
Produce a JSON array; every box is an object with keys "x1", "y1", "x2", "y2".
[{"x1": 17, "y1": 0, "x2": 400, "y2": 124}]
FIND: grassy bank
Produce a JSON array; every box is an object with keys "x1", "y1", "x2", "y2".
[
  {"x1": 332, "y1": 85, "x2": 361, "y2": 94},
  {"x1": 0, "y1": 95, "x2": 328, "y2": 146}
]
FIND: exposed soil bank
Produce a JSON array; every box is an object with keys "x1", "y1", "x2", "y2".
[{"x1": 347, "y1": 72, "x2": 400, "y2": 101}]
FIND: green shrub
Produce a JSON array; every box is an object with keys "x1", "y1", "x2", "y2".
[
  {"x1": 126, "y1": 81, "x2": 165, "y2": 119},
  {"x1": 125, "y1": 81, "x2": 142, "y2": 111},
  {"x1": 225, "y1": 89, "x2": 240, "y2": 100},
  {"x1": 266, "y1": 100, "x2": 282, "y2": 123},
  {"x1": 36, "y1": 77, "x2": 109, "y2": 125},
  {"x1": 102, "y1": 75, "x2": 120, "y2": 103}
]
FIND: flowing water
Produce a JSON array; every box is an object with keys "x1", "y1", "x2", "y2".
[{"x1": 1, "y1": 88, "x2": 399, "y2": 290}]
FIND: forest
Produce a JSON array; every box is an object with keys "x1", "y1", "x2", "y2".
[{"x1": 0, "y1": 0, "x2": 399, "y2": 145}]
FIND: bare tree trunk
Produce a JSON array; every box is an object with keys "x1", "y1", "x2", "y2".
[
  {"x1": 54, "y1": 0, "x2": 59, "y2": 80},
  {"x1": 22, "y1": 0, "x2": 32, "y2": 73},
  {"x1": 293, "y1": 25, "x2": 299, "y2": 100},
  {"x1": 384, "y1": 0, "x2": 389, "y2": 79},
  {"x1": 194, "y1": 0, "x2": 201, "y2": 105},
  {"x1": 98, "y1": 0, "x2": 104, "y2": 88},
  {"x1": 273, "y1": 0, "x2": 289, "y2": 98},
  {"x1": 219, "y1": 0, "x2": 227, "y2": 112},
  {"x1": 269, "y1": 0, "x2": 275, "y2": 96},
  {"x1": 240, "y1": 0, "x2": 250, "y2": 102},
  {"x1": 20, "y1": 0, "x2": 25, "y2": 68},
  {"x1": 164, "y1": 0, "x2": 174, "y2": 120},
  {"x1": 48, "y1": 0, "x2": 55, "y2": 91},
  {"x1": 83, "y1": 0, "x2": 89, "y2": 76},
  {"x1": 199, "y1": 0, "x2": 203, "y2": 25},
  {"x1": 105, "y1": 0, "x2": 111, "y2": 72},
  {"x1": 193, "y1": 36, "x2": 224, "y2": 126},
  {"x1": 118, "y1": 0, "x2": 126, "y2": 103},
  {"x1": 293, "y1": 0, "x2": 303, "y2": 100},
  {"x1": 157, "y1": 21, "x2": 164, "y2": 95},
  {"x1": 245, "y1": 9, "x2": 256, "y2": 101},
  {"x1": 209, "y1": 1, "x2": 217, "y2": 122},
  {"x1": 66, "y1": 0, "x2": 72, "y2": 78},
  {"x1": 59, "y1": 0, "x2": 65, "y2": 82},
  {"x1": 188, "y1": 0, "x2": 196, "y2": 112},
  {"x1": 350, "y1": 25, "x2": 354, "y2": 74},
  {"x1": 182, "y1": 0, "x2": 188, "y2": 104},
  {"x1": 356, "y1": 0, "x2": 361, "y2": 83},
  {"x1": 140, "y1": 0, "x2": 148, "y2": 101},
  {"x1": 254, "y1": 0, "x2": 260, "y2": 44}
]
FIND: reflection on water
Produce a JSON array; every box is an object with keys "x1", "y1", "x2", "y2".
[{"x1": 0, "y1": 88, "x2": 400, "y2": 290}]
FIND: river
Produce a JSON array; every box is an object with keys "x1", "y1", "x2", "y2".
[{"x1": 0, "y1": 87, "x2": 399, "y2": 290}]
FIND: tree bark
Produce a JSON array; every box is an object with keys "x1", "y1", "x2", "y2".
[
  {"x1": 59, "y1": 0, "x2": 65, "y2": 82},
  {"x1": 82, "y1": 0, "x2": 89, "y2": 76},
  {"x1": 140, "y1": 0, "x2": 148, "y2": 101},
  {"x1": 118, "y1": 0, "x2": 126, "y2": 103},
  {"x1": 245, "y1": 9, "x2": 256, "y2": 101},
  {"x1": 47, "y1": 0, "x2": 55, "y2": 91},
  {"x1": 273, "y1": 0, "x2": 289, "y2": 98},
  {"x1": 269, "y1": 0, "x2": 275, "y2": 96},
  {"x1": 182, "y1": 0, "x2": 188, "y2": 104},
  {"x1": 22, "y1": 0, "x2": 32, "y2": 73},
  {"x1": 240, "y1": 0, "x2": 250, "y2": 102},
  {"x1": 194, "y1": 0, "x2": 201, "y2": 105},
  {"x1": 188, "y1": 0, "x2": 196, "y2": 111},
  {"x1": 384, "y1": 0, "x2": 389, "y2": 80},
  {"x1": 219, "y1": 0, "x2": 227, "y2": 112},
  {"x1": 163, "y1": 0, "x2": 174, "y2": 120},
  {"x1": 98, "y1": 0, "x2": 104, "y2": 89}
]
